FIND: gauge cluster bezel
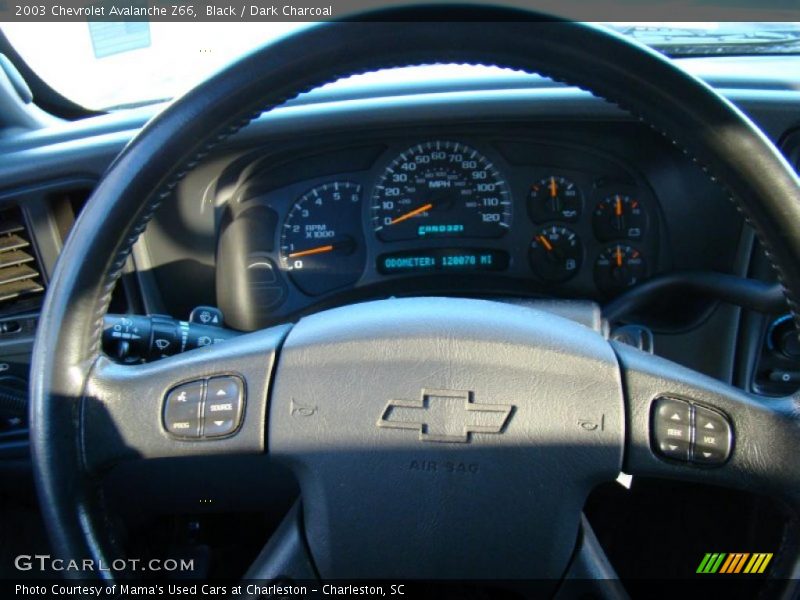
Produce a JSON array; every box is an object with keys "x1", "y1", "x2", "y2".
[{"x1": 214, "y1": 130, "x2": 665, "y2": 326}]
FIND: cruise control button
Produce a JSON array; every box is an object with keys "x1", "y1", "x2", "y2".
[
  {"x1": 693, "y1": 406, "x2": 731, "y2": 465},
  {"x1": 203, "y1": 376, "x2": 244, "y2": 437},
  {"x1": 652, "y1": 397, "x2": 691, "y2": 461},
  {"x1": 164, "y1": 381, "x2": 203, "y2": 438}
]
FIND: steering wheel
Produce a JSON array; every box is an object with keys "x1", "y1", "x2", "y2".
[{"x1": 29, "y1": 5, "x2": 800, "y2": 594}]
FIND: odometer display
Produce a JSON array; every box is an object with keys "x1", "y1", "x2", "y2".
[
  {"x1": 371, "y1": 141, "x2": 511, "y2": 242},
  {"x1": 377, "y1": 248, "x2": 509, "y2": 274}
]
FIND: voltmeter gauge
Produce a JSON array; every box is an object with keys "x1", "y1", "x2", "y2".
[
  {"x1": 593, "y1": 194, "x2": 646, "y2": 241},
  {"x1": 594, "y1": 244, "x2": 646, "y2": 293},
  {"x1": 529, "y1": 226, "x2": 583, "y2": 282}
]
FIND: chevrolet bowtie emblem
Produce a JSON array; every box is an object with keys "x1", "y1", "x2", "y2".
[{"x1": 377, "y1": 388, "x2": 514, "y2": 443}]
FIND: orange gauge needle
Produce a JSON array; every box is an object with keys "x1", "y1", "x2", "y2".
[
  {"x1": 615, "y1": 245, "x2": 624, "y2": 267},
  {"x1": 549, "y1": 177, "x2": 558, "y2": 198},
  {"x1": 537, "y1": 235, "x2": 554, "y2": 252},
  {"x1": 288, "y1": 244, "x2": 335, "y2": 258},
  {"x1": 615, "y1": 195, "x2": 623, "y2": 217},
  {"x1": 389, "y1": 202, "x2": 433, "y2": 226}
]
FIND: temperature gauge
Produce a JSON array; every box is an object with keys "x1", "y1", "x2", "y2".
[
  {"x1": 594, "y1": 244, "x2": 646, "y2": 293},
  {"x1": 529, "y1": 176, "x2": 582, "y2": 223},
  {"x1": 529, "y1": 226, "x2": 582, "y2": 282},
  {"x1": 593, "y1": 194, "x2": 646, "y2": 241}
]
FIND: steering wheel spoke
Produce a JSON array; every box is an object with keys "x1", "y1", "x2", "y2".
[
  {"x1": 616, "y1": 341, "x2": 800, "y2": 505},
  {"x1": 80, "y1": 324, "x2": 290, "y2": 471}
]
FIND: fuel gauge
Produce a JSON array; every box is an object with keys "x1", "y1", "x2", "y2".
[
  {"x1": 595, "y1": 244, "x2": 646, "y2": 293},
  {"x1": 529, "y1": 226, "x2": 583, "y2": 282}
]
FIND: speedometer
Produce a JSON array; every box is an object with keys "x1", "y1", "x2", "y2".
[{"x1": 371, "y1": 141, "x2": 511, "y2": 242}]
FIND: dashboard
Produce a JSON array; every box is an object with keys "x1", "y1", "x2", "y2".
[
  {"x1": 0, "y1": 56, "x2": 795, "y2": 384},
  {"x1": 212, "y1": 131, "x2": 669, "y2": 330}
]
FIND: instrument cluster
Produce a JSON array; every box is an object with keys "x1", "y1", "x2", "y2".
[{"x1": 217, "y1": 137, "x2": 661, "y2": 325}]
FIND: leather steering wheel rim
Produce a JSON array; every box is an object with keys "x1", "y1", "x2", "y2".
[{"x1": 29, "y1": 5, "x2": 800, "y2": 582}]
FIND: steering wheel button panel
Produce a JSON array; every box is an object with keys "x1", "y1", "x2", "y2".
[
  {"x1": 652, "y1": 397, "x2": 691, "y2": 460},
  {"x1": 164, "y1": 381, "x2": 203, "y2": 438},
  {"x1": 693, "y1": 405, "x2": 732, "y2": 465},
  {"x1": 162, "y1": 376, "x2": 245, "y2": 439},
  {"x1": 651, "y1": 397, "x2": 732, "y2": 465},
  {"x1": 204, "y1": 376, "x2": 244, "y2": 437}
]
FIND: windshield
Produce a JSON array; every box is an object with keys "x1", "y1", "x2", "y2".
[{"x1": 2, "y1": 21, "x2": 800, "y2": 111}]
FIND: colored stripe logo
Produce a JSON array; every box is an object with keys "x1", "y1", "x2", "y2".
[{"x1": 697, "y1": 553, "x2": 773, "y2": 574}]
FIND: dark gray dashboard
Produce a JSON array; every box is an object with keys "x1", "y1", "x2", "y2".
[{"x1": 0, "y1": 56, "x2": 798, "y2": 395}]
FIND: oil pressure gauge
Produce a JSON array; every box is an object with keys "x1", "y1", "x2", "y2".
[{"x1": 529, "y1": 176, "x2": 582, "y2": 223}]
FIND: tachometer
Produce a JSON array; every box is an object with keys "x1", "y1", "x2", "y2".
[
  {"x1": 279, "y1": 182, "x2": 365, "y2": 296},
  {"x1": 371, "y1": 141, "x2": 511, "y2": 241}
]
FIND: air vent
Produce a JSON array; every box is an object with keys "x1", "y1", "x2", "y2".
[{"x1": 0, "y1": 206, "x2": 44, "y2": 307}]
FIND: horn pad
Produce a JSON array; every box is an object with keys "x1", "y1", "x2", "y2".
[{"x1": 269, "y1": 297, "x2": 624, "y2": 580}]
